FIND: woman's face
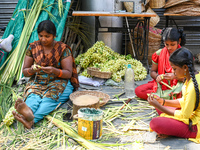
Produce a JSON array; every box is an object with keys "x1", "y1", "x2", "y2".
[
  {"x1": 164, "y1": 40, "x2": 179, "y2": 54},
  {"x1": 38, "y1": 30, "x2": 55, "y2": 47},
  {"x1": 170, "y1": 62, "x2": 186, "y2": 79}
]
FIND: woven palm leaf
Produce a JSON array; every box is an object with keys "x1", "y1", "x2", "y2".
[
  {"x1": 149, "y1": 0, "x2": 165, "y2": 8},
  {"x1": 165, "y1": 2, "x2": 200, "y2": 15},
  {"x1": 191, "y1": 0, "x2": 200, "y2": 5},
  {"x1": 164, "y1": 0, "x2": 189, "y2": 8},
  {"x1": 146, "y1": 7, "x2": 160, "y2": 27}
]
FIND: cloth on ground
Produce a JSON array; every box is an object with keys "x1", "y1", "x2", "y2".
[
  {"x1": 105, "y1": 79, "x2": 124, "y2": 86},
  {"x1": 78, "y1": 76, "x2": 106, "y2": 87}
]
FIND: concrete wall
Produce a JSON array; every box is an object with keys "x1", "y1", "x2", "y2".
[{"x1": 0, "y1": 0, "x2": 18, "y2": 37}]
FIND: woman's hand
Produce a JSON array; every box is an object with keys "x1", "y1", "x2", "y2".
[
  {"x1": 31, "y1": 64, "x2": 41, "y2": 73},
  {"x1": 40, "y1": 66, "x2": 54, "y2": 74}
]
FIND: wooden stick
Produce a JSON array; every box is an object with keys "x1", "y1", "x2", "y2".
[
  {"x1": 120, "y1": 98, "x2": 132, "y2": 110},
  {"x1": 112, "y1": 92, "x2": 125, "y2": 98},
  {"x1": 160, "y1": 81, "x2": 173, "y2": 90},
  {"x1": 54, "y1": 102, "x2": 62, "y2": 111},
  {"x1": 125, "y1": 17, "x2": 136, "y2": 57}
]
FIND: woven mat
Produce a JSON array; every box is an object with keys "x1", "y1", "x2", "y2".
[
  {"x1": 191, "y1": 0, "x2": 200, "y2": 5},
  {"x1": 165, "y1": 2, "x2": 200, "y2": 15},
  {"x1": 164, "y1": 0, "x2": 189, "y2": 8},
  {"x1": 146, "y1": 7, "x2": 160, "y2": 27}
]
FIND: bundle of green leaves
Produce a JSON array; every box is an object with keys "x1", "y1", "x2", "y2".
[{"x1": 75, "y1": 41, "x2": 147, "y2": 82}]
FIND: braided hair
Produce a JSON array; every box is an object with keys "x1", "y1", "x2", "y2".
[
  {"x1": 161, "y1": 27, "x2": 186, "y2": 46},
  {"x1": 169, "y1": 47, "x2": 199, "y2": 131}
]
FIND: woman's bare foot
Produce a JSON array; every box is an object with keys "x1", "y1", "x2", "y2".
[
  {"x1": 12, "y1": 111, "x2": 34, "y2": 129},
  {"x1": 15, "y1": 98, "x2": 34, "y2": 121}
]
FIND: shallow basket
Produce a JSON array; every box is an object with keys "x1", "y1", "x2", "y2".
[
  {"x1": 146, "y1": 7, "x2": 160, "y2": 27},
  {"x1": 124, "y1": 2, "x2": 145, "y2": 13},
  {"x1": 149, "y1": 0, "x2": 165, "y2": 8},
  {"x1": 87, "y1": 67, "x2": 112, "y2": 79},
  {"x1": 70, "y1": 90, "x2": 110, "y2": 107}
]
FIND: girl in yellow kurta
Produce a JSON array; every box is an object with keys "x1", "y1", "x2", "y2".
[{"x1": 148, "y1": 47, "x2": 200, "y2": 143}]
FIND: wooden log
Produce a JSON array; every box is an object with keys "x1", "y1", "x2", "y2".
[{"x1": 72, "y1": 94, "x2": 100, "y2": 117}]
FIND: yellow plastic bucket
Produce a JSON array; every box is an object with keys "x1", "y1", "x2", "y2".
[{"x1": 78, "y1": 108, "x2": 103, "y2": 140}]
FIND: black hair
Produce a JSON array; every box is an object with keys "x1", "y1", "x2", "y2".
[
  {"x1": 161, "y1": 27, "x2": 186, "y2": 46},
  {"x1": 169, "y1": 47, "x2": 199, "y2": 131},
  {"x1": 37, "y1": 20, "x2": 56, "y2": 36}
]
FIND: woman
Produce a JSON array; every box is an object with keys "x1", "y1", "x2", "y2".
[
  {"x1": 148, "y1": 47, "x2": 200, "y2": 143},
  {"x1": 135, "y1": 27, "x2": 186, "y2": 100},
  {"x1": 12, "y1": 20, "x2": 79, "y2": 129}
]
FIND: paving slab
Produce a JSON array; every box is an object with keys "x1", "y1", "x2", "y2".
[
  {"x1": 31, "y1": 62, "x2": 200, "y2": 149},
  {"x1": 71, "y1": 66, "x2": 200, "y2": 149}
]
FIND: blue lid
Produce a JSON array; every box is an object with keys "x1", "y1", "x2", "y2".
[{"x1": 127, "y1": 64, "x2": 131, "y2": 68}]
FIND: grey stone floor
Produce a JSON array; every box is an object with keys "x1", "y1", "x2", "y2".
[
  {"x1": 49, "y1": 62, "x2": 200, "y2": 149},
  {"x1": 72, "y1": 62, "x2": 200, "y2": 150}
]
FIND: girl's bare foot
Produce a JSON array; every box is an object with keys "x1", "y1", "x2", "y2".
[
  {"x1": 156, "y1": 133, "x2": 169, "y2": 140},
  {"x1": 15, "y1": 98, "x2": 34, "y2": 121},
  {"x1": 12, "y1": 111, "x2": 34, "y2": 129}
]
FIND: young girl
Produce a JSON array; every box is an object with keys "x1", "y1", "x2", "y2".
[
  {"x1": 135, "y1": 27, "x2": 186, "y2": 100},
  {"x1": 148, "y1": 47, "x2": 200, "y2": 143},
  {"x1": 12, "y1": 20, "x2": 79, "y2": 129}
]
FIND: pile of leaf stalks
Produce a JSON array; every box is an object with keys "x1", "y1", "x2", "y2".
[
  {"x1": 0, "y1": 0, "x2": 158, "y2": 149},
  {"x1": 0, "y1": 0, "x2": 91, "y2": 87},
  {"x1": 0, "y1": 84, "x2": 157, "y2": 150}
]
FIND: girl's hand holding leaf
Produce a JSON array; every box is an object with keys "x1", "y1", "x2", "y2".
[
  {"x1": 156, "y1": 74, "x2": 164, "y2": 83},
  {"x1": 147, "y1": 93, "x2": 162, "y2": 107},
  {"x1": 163, "y1": 73, "x2": 175, "y2": 80}
]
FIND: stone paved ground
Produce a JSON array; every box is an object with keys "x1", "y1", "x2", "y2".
[{"x1": 70, "y1": 62, "x2": 200, "y2": 150}]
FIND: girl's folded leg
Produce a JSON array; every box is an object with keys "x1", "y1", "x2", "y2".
[{"x1": 150, "y1": 117, "x2": 197, "y2": 138}]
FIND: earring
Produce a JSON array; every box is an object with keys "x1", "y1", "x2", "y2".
[{"x1": 184, "y1": 69, "x2": 186, "y2": 76}]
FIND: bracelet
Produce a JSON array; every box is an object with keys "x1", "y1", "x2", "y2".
[
  {"x1": 27, "y1": 69, "x2": 34, "y2": 75},
  {"x1": 162, "y1": 99, "x2": 165, "y2": 106},
  {"x1": 58, "y1": 69, "x2": 63, "y2": 77},
  {"x1": 155, "y1": 74, "x2": 159, "y2": 80}
]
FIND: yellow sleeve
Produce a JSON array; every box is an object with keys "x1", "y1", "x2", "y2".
[
  {"x1": 178, "y1": 97, "x2": 184, "y2": 107},
  {"x1": 174, "y1": 81, "x2": 196, "y2": 119}
]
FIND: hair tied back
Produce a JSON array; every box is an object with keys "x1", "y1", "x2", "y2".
[
  {"x1": 161, "y1": 28, "x2": 166, "y2": 35},
  {"x1": 178, "y1": 28, "x2": 183, "y2": 34}
]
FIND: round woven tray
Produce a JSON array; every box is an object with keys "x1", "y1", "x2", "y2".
[
  {"x1": 70, "y1": 90, "x2": 110, "y2": 107},
  {"x1": 87, "y1": 67, "x2": 112, "y2": 79},
  {"x1": 149, "y1": 0, "x2": 165, "y2": 8},
  {"x1": 146, "y1": 7, "x2": 160, "y2": 27}
]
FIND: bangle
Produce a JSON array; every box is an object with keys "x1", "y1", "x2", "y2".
[
  {"x1": 162, "y1": 99, "x2": 165, "y2": 106},
  {"x1": 27, "y1": 69, "x2": 34, "y2": 75},
  {"x1": 156, "y1": 74, "x2": 159, "y2": 80},
  {"x1": 58, "y1": 69, "x2": 62, "y2": 77}
]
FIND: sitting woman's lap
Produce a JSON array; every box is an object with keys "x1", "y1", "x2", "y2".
[{"x1": 26, "y1": 81, "x2": 74, "y2": 123}]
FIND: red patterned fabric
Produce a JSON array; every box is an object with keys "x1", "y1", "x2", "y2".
[
  {"x1": 135, "y1": 81, "x2": 154, "y2": 100},
  {"x1": 152, "y1": 45, "x2": 181, "y2": 93}
]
